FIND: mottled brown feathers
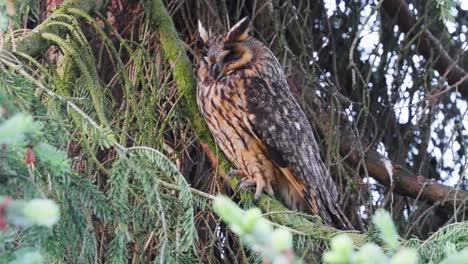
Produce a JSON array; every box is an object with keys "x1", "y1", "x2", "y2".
[{"x1": 197, "y1": 17, "x2": 351, "y2": 228}]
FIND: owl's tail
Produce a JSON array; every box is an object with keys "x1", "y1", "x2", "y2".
[
  {"x1": 277, "y1": 167, "x2": 353, "y2": 229},
  {"x1": 312, "y1": 187, "x2": 354, "y2": 230},
  {"x1": 300, "y1": 190, "x2": 351, "y2": 229},
  {"x1": 278, "y1": 160, "x2": 351, "y2": 229}
]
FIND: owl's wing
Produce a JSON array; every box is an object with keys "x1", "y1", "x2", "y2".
[{"x1": 245, "y1": 76, "x2": 340, "y2": 224}]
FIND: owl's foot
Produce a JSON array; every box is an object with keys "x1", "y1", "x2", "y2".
[
  {"x1": 239, "y1": 177, "x2": 256, "y2": 190},
  {"x1": 255, "y1": 176, "x2": 274, "y2": 200},
  {"x1": 234, "y1": 171, "x2": 271, "y2": 201},
  {"x1": 239, "y1": 177, "x2": 268, "y2": 201},
  {"x1": 254, "y1": 180, "x2": 265, "y2": 201}
]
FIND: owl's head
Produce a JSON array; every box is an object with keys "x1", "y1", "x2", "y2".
[{"x1": 198, "y1": 17, "x2": 256, "y2": 81}]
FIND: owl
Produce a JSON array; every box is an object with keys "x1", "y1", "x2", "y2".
[{"x1": 197, "y1": 17, "x2": 350, "y2": 228}]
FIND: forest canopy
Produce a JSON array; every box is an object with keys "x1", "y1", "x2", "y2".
[{"x1": 0, "y1": 0, "x2": 467, "y2": 263}]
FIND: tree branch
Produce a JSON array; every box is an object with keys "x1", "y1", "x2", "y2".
[
  {"x1": 3, "y1": 0, "x2": 104, "y2": 56},
  {"x1": 382, "y1": 0, "x2": 468, "y2": 100},
  {"x1": 357, "y1": 149, "x2": 467, "y2": 211},
  {"x1": 313, "y1": 109, "x2": 468, "y2": 212},
  {"x1": 143, "y1": 0, "x2": 231, "y2": 172}
]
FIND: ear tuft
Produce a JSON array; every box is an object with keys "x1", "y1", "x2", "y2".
[
  {"x1": 198, "y1": 20, "x2": 209, "y2": 44},
  {"x1": 225, "y1": 17, "x2": 250, "y2": 42}
]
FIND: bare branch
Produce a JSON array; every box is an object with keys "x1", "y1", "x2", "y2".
[
  {"x1": 314, "y1": 109, "x2": 468, "y2": 212},
  {"x1": 382, "y1": 0, "x2": 468, "y2": 100}
]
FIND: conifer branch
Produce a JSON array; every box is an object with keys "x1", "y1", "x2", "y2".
[
  {"x1": 0, "y1": 196, "x2": 60, "y2": 228},
  {"x1": 3, "y1": 0, "x2": 105, "y2": 56}
]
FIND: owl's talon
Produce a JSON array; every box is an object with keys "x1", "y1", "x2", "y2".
[
  {"x1": 254, "y1": 192, "x2": 261, "y2": 201},
  {"x1": 239, "y1": 177, "x2": 256, "y2": 190},
  {"x1": 254, "y1": 180, "x2": 265, "y2": 201}
]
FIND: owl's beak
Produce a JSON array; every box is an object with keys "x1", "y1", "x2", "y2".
[{"x1": 210, "y1": 63, "x2": 223, "y2": 80}]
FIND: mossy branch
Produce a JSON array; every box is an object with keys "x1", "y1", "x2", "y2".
[
  {"x1": 4, "y1": 0, "x2": 104, "y2": 56},
  {"x1": 143, "y1": 0, "x2": 230, "y2": 171},
  {"x1": 143, "y1": 0, "x2": 367, "y2": 245}
]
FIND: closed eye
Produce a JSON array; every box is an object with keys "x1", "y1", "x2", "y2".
[
  {"x1": 224, "y1": 51, "x2": 241, "y2": 63},
  {"x1": 201, "y1": 47, "x2": 208, "y2": 56}
]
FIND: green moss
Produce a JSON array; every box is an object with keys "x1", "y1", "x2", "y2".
[
  {"x1": 5, "y1": 0, "x2": 104, "y2": 56},
  {"x1": 144, "y1": 0, "x2": 230, "y2": 171}
]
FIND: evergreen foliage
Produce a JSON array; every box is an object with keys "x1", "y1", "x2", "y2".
[
  {"x1": 323, "y1": 209, "x2": 468, "y2": 264},
  {"x1": 0, "y1": 74, "x2": 61, "y2": 263},
  {"x1": 0, "y1": 52, "x2": 204, "y2": 262},
  {"x1": 213, "y1": 195, "x2": 298, "y2": 264}
]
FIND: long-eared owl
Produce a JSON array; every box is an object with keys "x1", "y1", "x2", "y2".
[{"x1": 197, "y1": 17, "x2": 349, "y2": 228}]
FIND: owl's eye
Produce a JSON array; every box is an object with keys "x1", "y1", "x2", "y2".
[
  {"x1": 201, "y1": 47, "x2": 208, "y2": 56},
  {"x1": 223, "y1": 51, "x2": 241, "y2": 63}
]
